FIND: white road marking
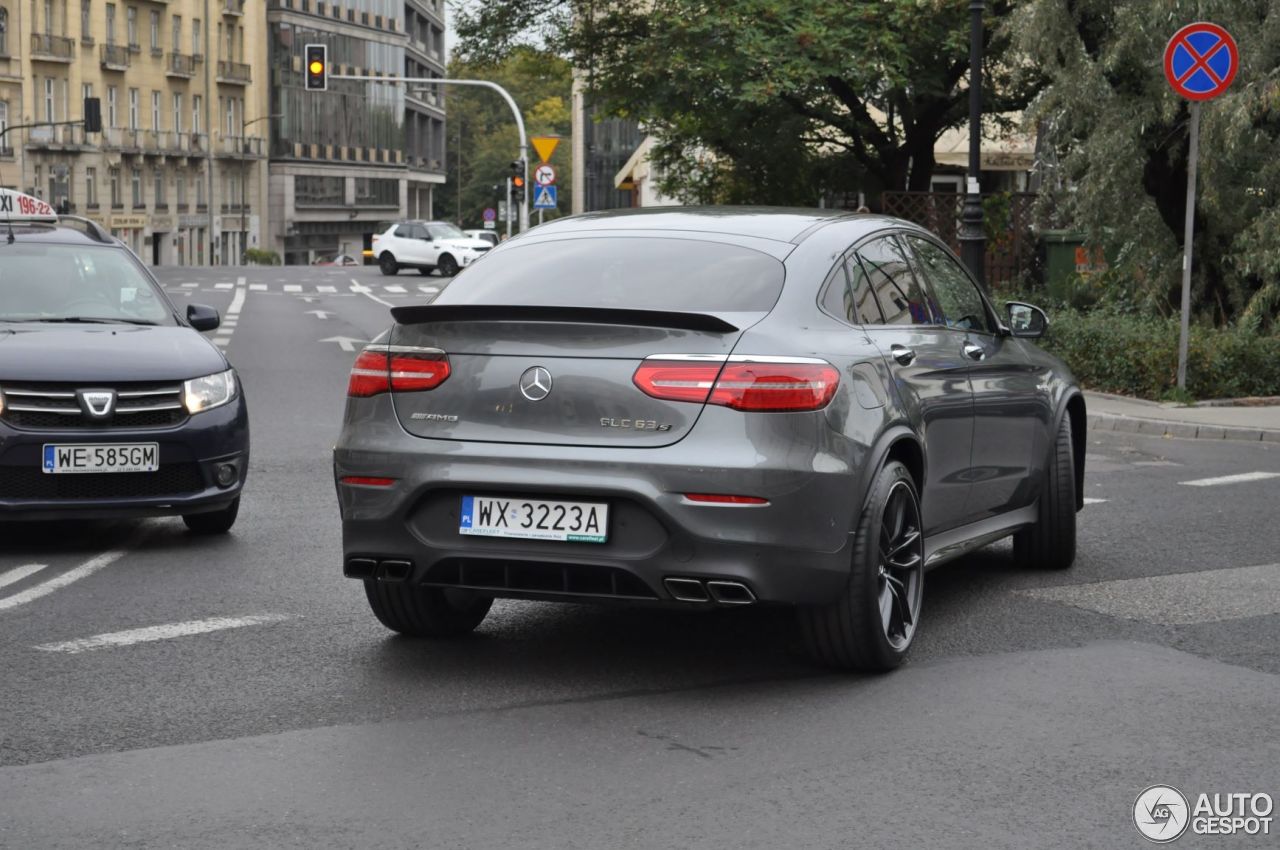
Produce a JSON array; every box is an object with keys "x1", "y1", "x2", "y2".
[
  {"x1": 0, "y1": 536, "x2": 143, "y2": 612},
  {"x1": 215, "y1": 282, "x2": 234, "y2": 290},
  {"x1": 181, "y1": 282, "x2": 199, "y2": 288},
  {"x1": 34, "y1": 613, "x2": 294, "y2": 654},
  {"x1": 384, "y1": 284, "x2": 406, "y2": 293},
  {"x1": 418, "y1": 285, "x2": 439, "y2": 294},
  {"x1": 1083, "y1": 498, "x2": 1108, "y2": 505},
  {"x1": 352, "y1": 278, "x2": 394, "y2": 308},
  {"x1": 214, "y1": 338, "x2": 229, "y2": 346},
  {"x1": 283, "y1": 284, "x2": 302, "y2": 293},
  {"x1": 0, "y1": 564, "x2": 49, "y2": 592},
  {"x1": 249, "y1": 283, "x2": 267, "y2": 292},
  {"x1": 317, "y1": 285, "x2": 337, "y2": 293},
  {"x1": 1179, "y1": 471, "x2": 1280, "y2": 488},
  {"x1": 320, "y1": 335, "x2": 366, "y2": 352}
]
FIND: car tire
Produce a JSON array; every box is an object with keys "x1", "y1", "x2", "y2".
[
  {"x1": 1013, "y1": 414, "x2": 1077, "y2": 571},
  {"x1": 436, "y1": 254, "x2": 459, "y2": 277},
  {"x1": 798, "y1": 460, "x2": 925, "y2": 672},
  {"x1": 364, "y1": 581, "x2": 492, "y2": 638},
  {"x1": 182, "y1": 497, "x2": 239, "y2": 535},
  {"x1": 417, "y1": 267, "x2": 434, "y2": 276},
  {"x1": 378, "y1": 253, "x2": 399, "y2": 276}
]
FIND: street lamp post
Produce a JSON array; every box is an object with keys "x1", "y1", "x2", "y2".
[
  {"x1": 958, "y1": 0, "x2": 986, "y2": 284},
  {"x1": 240, "y1": 113, "x2": 282, "y2": 264}
]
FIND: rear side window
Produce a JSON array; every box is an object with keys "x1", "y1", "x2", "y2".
[
  {"x1": 855, "y1": 236, "x2": 932, "y2": 326},
  {"x1": 820, "y1": 256, "x2": 884, "y2": 325},
  {"x1": 394, "y1": 224, "x2": 414, "y2": 238},
  {"x1": 437, "y1": 237, "x2": 786, "y2": 313}
]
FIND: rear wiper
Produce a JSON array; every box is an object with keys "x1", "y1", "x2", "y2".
[{"x1": 29, "y1": 316, "x2": 160, "y2": 326}]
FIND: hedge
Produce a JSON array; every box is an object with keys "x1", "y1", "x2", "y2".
[{"x1": 1034, "y1": 308, "x2": 1280, "y2": 400}]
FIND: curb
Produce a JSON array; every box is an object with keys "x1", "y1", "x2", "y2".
[{"x1": 1088, "y1": 413, "x2": 1280, "y2": 443}]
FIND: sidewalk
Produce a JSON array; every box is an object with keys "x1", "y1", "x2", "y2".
[{"x1": 1085, "y1": 391, "x2": 1280, "y2": 442}]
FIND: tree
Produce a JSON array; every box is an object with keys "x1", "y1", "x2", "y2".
[
  {"x1": 454, "y1": 1, "x2": 1036, "y2": 205},
  {"x1": 437, "y1": 48, "x2": 573, "y2": 228},
  {"x1": 1012, "y1": 0, "x2": 1280, "y2": 326}
]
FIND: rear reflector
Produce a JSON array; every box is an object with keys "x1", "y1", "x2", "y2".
[
  {"x1": 348, "y1": 347, "x2": 450, "y2": 397},
  {"x1": 684, "y1": 493, "x2": 769, "y2": 505},
  {"x1": 634, "y1": 359, "x2": 839, "y2": 412},
  {"x1": 340, "y1": 476, "x2": 398, "y2": 487}
]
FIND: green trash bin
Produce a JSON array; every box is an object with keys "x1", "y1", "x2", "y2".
[{"x1": 1041, "y1": 231, "x2": 1109, "y2": 302}]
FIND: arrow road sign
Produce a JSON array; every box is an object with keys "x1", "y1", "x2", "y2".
[
  {"x1": 306, "y1": 310, "x2": 334, "y2": 319},
  {"x1": 1164, "y1": 22, "x2": 1238, "y2": 101},
  {"x1": 533, "y1": 185, "x2": 558, "y2": 210},
  {"x1": 534, "y1": 164, "x2": 557, "y2": 186},
  {"x1": 320, "y1": 336, "x2": 366, "y2": 352}
]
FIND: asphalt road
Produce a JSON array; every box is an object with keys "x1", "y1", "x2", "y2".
[{"x1": 2, "y1": 264, "x2": 1278, "y2": 848}]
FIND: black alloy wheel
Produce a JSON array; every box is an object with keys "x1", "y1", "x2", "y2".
[
  {"x1": 379, "y1": 253, "x2": 399, "y2": 276},
  {"x1": 436, "y1": 254, "x2": 459, "y2": 277}
]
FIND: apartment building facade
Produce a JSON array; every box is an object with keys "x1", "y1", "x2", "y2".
[
  {"x1": 0, "y1": 0, "x2": 269, "y2": 265},
  {"x1": 264, "y1": 0, "x2": 445, "y2": 264}
]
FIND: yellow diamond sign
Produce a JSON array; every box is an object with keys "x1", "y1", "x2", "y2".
[{"x1": 531, "y1": 136, "x2": 561, "y2": 163}]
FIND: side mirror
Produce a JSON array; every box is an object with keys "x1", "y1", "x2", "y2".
[
  {"x1": 187, "y1": 303, "x2": 221, "y2": 332},
  {"x1": 1005, "y1": 302, "x2": 1048, "y2": 339}
]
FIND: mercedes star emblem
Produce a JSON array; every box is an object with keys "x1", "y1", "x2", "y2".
[{"x1": 519, "y1": 366, "x2": 553, "y2": 402}]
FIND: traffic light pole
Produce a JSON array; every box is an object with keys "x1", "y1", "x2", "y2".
[{"x1": 332, "y1": 74, "x2": 530, "y2": 233}]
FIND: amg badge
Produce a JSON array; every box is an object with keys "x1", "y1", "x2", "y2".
[
  {"x1": 600, "y1": 417, "x2": 673, "y2": 432},
  {"x1": 410, "y1": 412, "x2": 459, "y2": 422}
]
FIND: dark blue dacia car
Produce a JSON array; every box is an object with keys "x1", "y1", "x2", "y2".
[{"x1": 0, "y1": 190, "x2": 248, "y2": 532}]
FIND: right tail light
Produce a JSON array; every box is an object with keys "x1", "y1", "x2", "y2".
[{"x1": 633, "y1": 358, "x2": 839, "y2": 412}]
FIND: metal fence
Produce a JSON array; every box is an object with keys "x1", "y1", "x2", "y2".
[{"x1": 881, "y1": 191, "x2": 1039, "y2": 288}]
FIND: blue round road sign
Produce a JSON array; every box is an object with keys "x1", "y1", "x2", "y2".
[
  {"x1": 1164, "y1": 22, "x2": 1238, "y2": 101},
  {"x1": 482, "y1": 207, "x2": 497, "y2": 222}
]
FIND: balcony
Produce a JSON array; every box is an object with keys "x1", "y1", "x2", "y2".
[
  {"x1": 26, "y1": 124, "x2": 85, "y2": 148},
  {"x1": 223, "y1": 0, "x2": 243, "y2": 15},
  {"x1": 81, "y1": 34, "x2": 96, "y2": 47},
  {"x1": 102, "y1": 128, "x2": 143, "y2": 152},
  {"x1": 100, "y1": 44, "x2": 130, "y2": 70},
  {"x1": 31, "y1": 33, "x2": 76, "y2": 62},
  {"x1": 215, "y1": 135, "x2": 265, "y2": 158},
  {"x1": 216, "y1": 60, "x2": 251, "y2": 85},
  {"x1": 166, "y1": 52, "x2": 195, "y2": 77}
]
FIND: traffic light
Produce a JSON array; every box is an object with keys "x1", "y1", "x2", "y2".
[
  {"x1": 510, "y1": 160, "x2": 526, "y2": 203},
  {"x1": 304, "y1": 44, "x2": 328, "y2": 91}
]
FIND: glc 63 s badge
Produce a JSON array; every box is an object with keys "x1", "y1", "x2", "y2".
[{"x1": 600, "y1": 417, "x2": 673, "y2": 432}]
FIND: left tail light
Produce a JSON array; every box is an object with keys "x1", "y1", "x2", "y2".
[{"x1": 348, "y1": 347, "x2": 450, "y2": 397}]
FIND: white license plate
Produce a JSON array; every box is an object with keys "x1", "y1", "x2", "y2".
[
  {"x1": 459, "y1": 495, "x2": 608, "y2": 543},
  {"x1": 42, "y1": 443, "x2": 159, "y2": 474}
]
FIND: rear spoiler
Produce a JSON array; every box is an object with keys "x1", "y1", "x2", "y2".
[{"x1": 389, "y1": 304, "x2": 740, "y2": 333}]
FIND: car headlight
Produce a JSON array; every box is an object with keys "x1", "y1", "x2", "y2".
[{"x1": 184, "y1": 369, "x2": 237, "y2": 414}]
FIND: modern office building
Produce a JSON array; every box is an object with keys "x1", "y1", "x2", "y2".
[
  {"x1": 264, "y1": 0, "x2": 445, "y2": 264},
  {"x1": 0, "y1": 0, "x2": 269, "y2": 265}
]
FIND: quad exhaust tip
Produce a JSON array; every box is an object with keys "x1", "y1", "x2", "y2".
[
  {"x1": 343, "y1": 558, "x2": 413, "y2": 582},
  {"x1": 664, "y1": 577, "x2": 755, "y2": 605}
]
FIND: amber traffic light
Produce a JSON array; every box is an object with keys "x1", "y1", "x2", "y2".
[
  {"x1": 305, "y1": 44, "x2": 328, "y2": 91},
  {"x1": 510, "y1": 160, "x2": 526, "y2": 203}
]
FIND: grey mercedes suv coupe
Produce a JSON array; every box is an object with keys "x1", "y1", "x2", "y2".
[{"x1": 334, "y1": 208, "x2": 1085, "y2": 671}]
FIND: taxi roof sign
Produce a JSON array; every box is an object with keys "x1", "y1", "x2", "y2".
[{"x1": 0, "y1": 188, "x2": 59, "y2": 222}]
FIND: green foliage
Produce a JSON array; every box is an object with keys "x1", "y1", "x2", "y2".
[
  {"x1": 1030, "y1": 304, "x2": 1280, "y2": 400},
  {"x1": 454, "y1": 1, "x2": 1037, "y2": 205},
  {"x1": 1012, "y1": 0, "x2": 1280, "y2": 326},
  {"x1": 436, "y1": 49, "x2": 573, "y2": 228},
  {"x1": 243, "y1": 248, "x2": 280, "y2": 266}
]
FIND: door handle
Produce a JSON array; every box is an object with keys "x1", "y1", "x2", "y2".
[
  {"x1": 963, "y1": 343, "x2": 986, "y2": 361},
  {"x1": 890, "y1": 344, "x2": 916, "y2": 366}
]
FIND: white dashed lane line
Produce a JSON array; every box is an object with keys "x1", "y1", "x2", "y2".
[
  {"x1": 1179, "y1": 471, "x2": 1280, "y2": 487},
  {"x1": 0, "y1": 564, "x2": 49, "y2": 592},
  {"x1": 34, "y1": 613, "x2": 295, "y2": 654},
  {"x1": 0, "y1": 531, "x2": 147, "y2": 612},
  {"x1": 1082, "y1": 498, "x2": 1108, "y2": 505},
  {"x1": 213, "y1": 278, "x2": 247, "y2": 349}
]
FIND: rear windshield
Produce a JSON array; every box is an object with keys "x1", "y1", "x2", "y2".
[
  {"x1": 437, "y1": 236, "x2": 786, "y2": 313},
  {"x1": 0, "y1": 242, "x2": 174, "y2": 325}
]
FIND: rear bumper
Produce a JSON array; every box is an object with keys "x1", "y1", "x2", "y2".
[
  {"x1": 334, "y1": 397, "x2": 867, "y2": 606},
  {"x1": 0, "y1": 399, "x2": 249, "y2": 521}
]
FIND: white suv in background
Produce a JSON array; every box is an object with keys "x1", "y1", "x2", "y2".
[
  {"x1": 463, "y1": 229, "x2": 501, "y2": 248},
  {"x1": 372, "y1": 221, "x2": 492, "y2": 277}
]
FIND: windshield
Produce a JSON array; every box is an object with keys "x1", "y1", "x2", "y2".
[
  {"x1": 0, "y1": 243, "x2": 175, "y2": 324},
  {"x1": 427, "y1": 223, "x2": 467, "y2": 241}
]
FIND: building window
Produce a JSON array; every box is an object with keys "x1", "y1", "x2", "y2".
[
  {"x1": 154, "y1": 168, "x2": 164, "y2": 206},
  {"x1": 34, "y1": 166, "x2": 42, "y2": 196},
  {"x1": 149, "y1": 9, "x2": 159, "y2": 52},
  {"x1": 107, "y1": 86, "x2": 118, "y2": 127},
  {"x1": 355, "y1": 178, "x2": 398, "y2": 207},
  {"x1": 109, "y1": 167, "x2": 120, "y2": 207},
  {"x1": 0, "y1": 101, "x2": 8, "y2": 143},
  {"x1": 44, "y1": 78, "x2": 55, "y2": 123},
  {"x1": 171, "y1": 15, "x2": 180, "y2": 52},
  {"x1": 81, "y1": 82, "x2": 92, "y2": 105},
  {"x1": 43, "y1": 0, "x2": 52, "y2": 35},
  {"x1": 224, "y1": 97, "x2": 235, "y2": 136},
  {"x1": 295, "y1": 175, "x2": 344, "y2": 207},
  {"x1": 128, "y1": 88, "x2": 138, "y2": 129},
  {"x1": 192, "y1": 94, "x2": 201, "y2": 134},
  {"x1": 172, "y1": 92, "x2": 183, "y2": 134},
  {"x1": 0, "y1": 8, "x2": 8, "y2": 56},
  {"x1": 151, "y1": 90, "x2": 160, "y2": 130},
  {"x1": 81, "y1": 0, "x2": 89, "y2": 42},
  {"x1": 176, "y1": 173, "x2": 186, "y2": 206},
  {"x1": 105, "y1": 4, "x2": 115, "y2": 44},
  {"x1": 195, "y1": 168, "x2": 205, "y2": 206},
  {"x1": 85, "y1": 167, "x2": 98, "y2": 207},
  {"x1": 192, "y1": 17, "x2": 200, "y2": 57},
  {"x1": 126, "y1": 5, "x2": 136, "y2": 48},
  {"x1": 131, "y1": 167, "x2": 142, "y2": 207}
]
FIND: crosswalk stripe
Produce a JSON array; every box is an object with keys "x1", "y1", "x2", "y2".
[
  {"x1": 418, "y1": 285, "x2": 439, "y2": 294},
  {"x1": 214, "y1": 282, "x2": 234, "y2": 290},
  {"x1": 385, "y1": 284, "x2": 406, "y2": 293},
  {"x1": 283, "y1": 284, "x2": 302, "y2": 293},
  {"x1": 249, "y1": 283, "x2": 267, "y2": 291},
  {"x1": 1180, "y1": 471, "x2": 1280, "y2": 488},
  {"x1": 0, "y1": 564, "x2": 49, "y2": 592},
  {"x1": 317, "y1": 285, "x2": 337, "y2": 293},
  {"x1": 181, "y1": 282, "x2": 199, "y2": 288}
]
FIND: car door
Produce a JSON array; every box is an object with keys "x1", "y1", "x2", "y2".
[
  {"x1": 852, "y1": 234, "x2": 976, "y2": 535},
  {"x1": 902, "y1": 235, "x2": 1045, "y2": 519},
  {"x1": 392, "y1": 223, "x2": 425, "y2": 264}
]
